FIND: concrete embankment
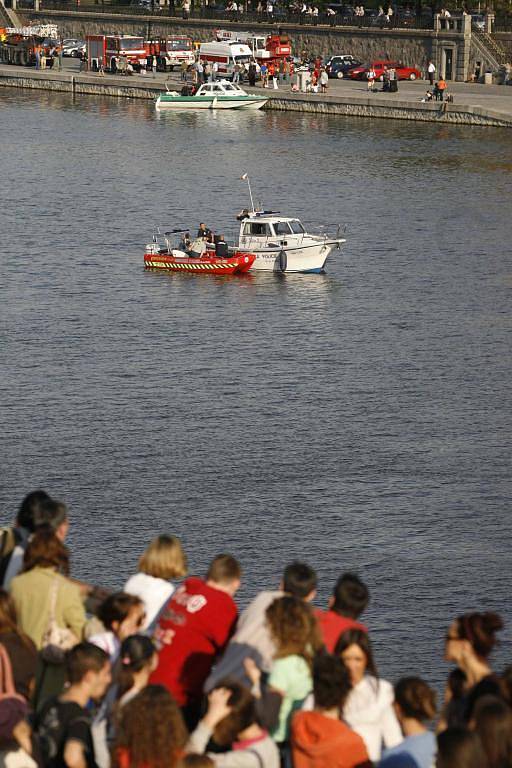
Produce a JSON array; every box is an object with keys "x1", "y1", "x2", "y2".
[{"x1": 1, "y1": 65, "x2": 511, "y2": 128}]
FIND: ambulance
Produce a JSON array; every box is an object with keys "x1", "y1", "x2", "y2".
[{"x1": 198, "y1": 41, "x2": 257, "y2": 80}]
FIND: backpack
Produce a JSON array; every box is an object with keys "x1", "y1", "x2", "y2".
[
  {"x1": 0, "y1": 527, "x2": 22, "y2": 586},
  {"x1": 37, "y1": 699, "x2": 91, "y2": 768}
]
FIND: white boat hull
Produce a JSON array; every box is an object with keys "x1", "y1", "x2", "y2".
[
  {"x1": 156, "y1": 97, "x2": 267, "y2": 111},
  {"x1": 245, "y1": 240, "x2": 345, "y2": 273}
]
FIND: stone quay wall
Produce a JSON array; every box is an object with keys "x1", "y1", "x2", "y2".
[{"x1": 1, "y1": 67, "x2": 511, "y2": 127}]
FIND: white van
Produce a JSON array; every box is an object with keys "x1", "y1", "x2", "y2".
[{"x1": 199, "y1": 41, "x2": 257, "y2": 79}]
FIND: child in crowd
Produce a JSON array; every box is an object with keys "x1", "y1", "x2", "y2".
[
  {"x1": 380, "y1": 677, "x2": 437, "y2": 768},
  {"x1": 124, "y1": 535, "x2": 187, "y2": 631},
  {"x1": 150, "y1": 554, "x2": 241, "y2": 729},
  {"x1": 187, "y1": 681, "x2": 280, "y2": 767},
  {"x1": 291, "y1": 654, "x2": 371, "y2": 768},
  {"x1": 315, "y1": 572, "x2": 368, "y2": 653},
  {"x1": 205, "y1": 562, "x2": 317, "y2": 691}
]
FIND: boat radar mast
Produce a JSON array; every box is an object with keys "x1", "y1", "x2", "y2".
[{"x1": 240, "y1": 173, "x2": 256, "y2": 213}]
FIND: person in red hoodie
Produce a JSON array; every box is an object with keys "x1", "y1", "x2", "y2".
[
  {"x1": 291, "y1": 654, "x2": 371, "y2": 768},
  {"x1": 150, "y1": 554, "x2": 241, "y2": 728},
  {"x1": 315, "y1": 573, "x2": 369, "y2": 653}
]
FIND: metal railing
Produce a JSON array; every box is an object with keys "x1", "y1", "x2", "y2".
[{"x1": 27, "y1": 0, "x2": 434, "y2": 29}]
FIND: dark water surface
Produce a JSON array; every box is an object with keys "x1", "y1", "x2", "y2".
[{"x1": 1, "y1": 88, "x2": 511, "y2": 687}]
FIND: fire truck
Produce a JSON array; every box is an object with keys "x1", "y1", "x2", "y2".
[
  {"x1": 214, "y1": 29, "x2": 291, "y2": 65},
  {"x1": 0, "y1": 24, "x2": 58, "y2": 67},
  {"x1": 145, "y1": 36, "x2": 195, "y2": 72},
  {"x1": 86, "y1": 35, "x2": 147, "y2": 72}
]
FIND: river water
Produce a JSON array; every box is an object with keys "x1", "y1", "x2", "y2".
[{"x1": 1, "y1": 88, "x2": 511, "y2": 688}]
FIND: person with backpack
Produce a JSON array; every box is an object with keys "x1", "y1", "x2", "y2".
[{"x1": 36, "y1": 643, "x2": 111, "y2": 768}]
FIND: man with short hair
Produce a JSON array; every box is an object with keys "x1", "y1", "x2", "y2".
[
  {"x1": 150, "y1": 554, "x2": 241, "y2": 726},
  {"x1": 204, "y1": 561, "x2": 317, "y2": 692},
  {"x1": 291, "y1": 654, "x2": 370, "y2": 768},
  {"x1": 315, "y1": 573, "x2": 369, "y2": 653},
  {"x1": 36, "y1": 643, "x2": 111, "y2": 768}
]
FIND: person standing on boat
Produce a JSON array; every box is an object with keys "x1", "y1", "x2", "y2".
[
  {"x1": 215, "y1": 236, "x2": 229, "y2": 258},
  {"x1": 197, "y1": 223, "x2": 212, "y2": 240}
]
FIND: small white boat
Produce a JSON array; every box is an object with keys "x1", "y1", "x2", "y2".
[
  {"x1": 234, "y1": 211, "x2": 345, "y2": 273},
  {"x1": 155, "y1": 80, "x2": 268, "y2": 111}
]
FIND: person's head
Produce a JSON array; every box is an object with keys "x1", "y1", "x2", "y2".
[
  {"x1": 116, "y1": 685, "x2": 188, "y2": 768},
  {"x1": 445, "y1": 613, "x2": 504, "y2": 665},
  {"x1": 266, "y1": 595, "x2": 321, "y2": 664},
  {"x1": 33, "y1": 498, "x2": 69, "y2": 541},
  {"x1": 66, "y1": 642, "x2": 111, "y2": 700},
  {"x1": 312, "y1": 653, "x2": 352, "y2": 712},
  {"x1": 199, "y1": 222, "x2": 206, "y2": 230},
  {"x1": 335, "y1": 628, "x2": 378, "y2": 686},
  {"x1": 281, "y1": 562, "x2": 317, "y2": 601},
  {"x1": 118, "y1": 634, "x2": 158, "y2": 698},
  {"x1": 206, "y1": 555, "x2": 241, "y2": 596},
  {"x1": 210, "y1": 680, "x2": 258, "y2": 746},
  {"x1": 437, "y1": 727, "x2": 489, "y2": 768},
  {"x1": 470, "y1": 695, "x2": 512, "y2": 768},
  {"x1": 23, "y1": 529, "x2": 70, "y2": 576},
  {"x1": 16, "y1": 490, "x2": 51, "y2": 532},
  {"x1": 329, "y1": 572, "x2": 369, "y2": 619},
  {"x1": 98, "y1": 592, "x2": 145, "y2": 640},
  {"x1": 394, "y1": 677, "x2": 436, "y2": 725},
  {"x1": 138, "y1": 535, "x2": 187, "y2": 581}
]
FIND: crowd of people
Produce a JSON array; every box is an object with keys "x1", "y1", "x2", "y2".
[{"x1": 1, "y1": 490, "x2": 511, "y2": 768}]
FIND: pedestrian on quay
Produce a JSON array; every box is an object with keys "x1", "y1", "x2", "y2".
[
  {"x1": 35, "y1": 643, "x2": 112, "y2": 768},
  {"x1": 150, "y1": 554, "x2": 241, "y2": 730},
  {"x1": 366, "y1": 65, "x2": 376, "y2": 91},
  {"x1": 427, "y1": 59, "x2": 436, "y2": 86},
  {"x1": 0, "y1": 489, "x2": 51, "y2": 589},
  {"x1": 244, "y1": 595, "x2": 323, "y2": 767},
  {"x1": 248, "y1": 61, "x2": 257, "y2": 86},
  {"x1": 212, "y1": 61, "x2": 219, "y2": 81},
  {"x1": 35, "y1": 45, "x2": 40, "y2": 70},
  {"x1": 124, "y1": 535, "x2": 187, "y2": 632},
  {"x1": 319, "y1": 67, "x2": 328, "y2": 92},
  {"x1": 114, "y1": 685, "x2": 188, "y2": 768},
  {"x1": 443, "y1": 611, "x2": 505, "y2": 725},
  {"x1": 152, "y1": 55, "x2": 158, "y2": 78},
  {"x1": 380, "y1": 677, "x2": 437, "y2": 768},
  {"x1": 181, "y1": 59, "x2": 188, "y2": 81},
  {"x1": 335, "y1": 628, "x2": 402, "y2": 762}
]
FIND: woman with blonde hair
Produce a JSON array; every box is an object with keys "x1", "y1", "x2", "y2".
[{"x1": 124, "y1": 535, "x2": 187, "y2": 630}]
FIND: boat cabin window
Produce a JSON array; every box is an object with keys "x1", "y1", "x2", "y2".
[
  {"x1": 242, "y1": 222, "x2": 272, "y2": 236},
  {"x1": 223, "y1": 83, "x2": 236, "y2": 91},
  {"x1": 273, "y1": 221, "x2": 293, "y2": 235},
  {"x1": 211, "y1": 84, "x2": 224, "y2": 92},
  {"x1": 289, "y1": 220, "x2": 305, "y2": 234}
]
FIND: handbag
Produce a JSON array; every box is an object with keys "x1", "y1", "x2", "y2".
[{"x1": 40, "y1": 578, "x2": 79, "y2": 664}]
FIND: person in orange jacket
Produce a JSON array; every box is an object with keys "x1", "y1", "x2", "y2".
[{"x1": 291, "y1": 654, "x2": 371, "y2": 768}]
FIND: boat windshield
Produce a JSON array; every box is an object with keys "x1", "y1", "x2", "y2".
[
  {"x1": 273, "y1": 221, "x2": 293, "y2": 235},
  {"x1": 222, "y1": 83, "x2": 237, "y2": 91},
  {"x1": 289, "y1": 220, "x2": 305, "y2": 234}
]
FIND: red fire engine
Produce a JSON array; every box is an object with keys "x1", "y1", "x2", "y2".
[
  {"x1": 145, "y1": 36, "x2": 195, "y2": 72},
  {"x1": 86, "y1": 35, "x2": 147, "y2": 72}
]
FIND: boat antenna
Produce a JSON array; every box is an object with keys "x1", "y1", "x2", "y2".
[{"x1": 240, "y1": 173, "x2": 255, "y2": 213}]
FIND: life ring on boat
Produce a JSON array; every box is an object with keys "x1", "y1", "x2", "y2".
[{"x1": 278, "y1": 249, "x2": 287, "y2": 273}]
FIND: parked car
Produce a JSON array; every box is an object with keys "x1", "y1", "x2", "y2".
[
  {"x1": 325, "y1": 54, "x2": 360, "y2": 78},
  {"x1": 349, "y1": 59, "x2": 421, "y2": 80},
  {"x1": 62, "y1": 39, "x2": 86, "y2": 57}
]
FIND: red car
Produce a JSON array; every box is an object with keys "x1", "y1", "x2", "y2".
[{"x1": 349, "y1": 59, "x2": 422, "y2": 81}]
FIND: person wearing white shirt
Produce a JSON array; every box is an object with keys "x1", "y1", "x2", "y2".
[
  {"x1": 124, "y1": 535, "x2": 187, "y2": 631},
  {"x1": 335, "y1": 628, "x2": 403, "y2": 762}
]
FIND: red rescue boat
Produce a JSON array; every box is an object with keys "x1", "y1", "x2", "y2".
[{"x1": 144, "y1": 232, "x2": 255, "y2": 276}]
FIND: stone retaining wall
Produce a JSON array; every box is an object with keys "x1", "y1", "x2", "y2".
[{"x1": 2, "y1": 68, "x2": 511, "y2": 126}]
